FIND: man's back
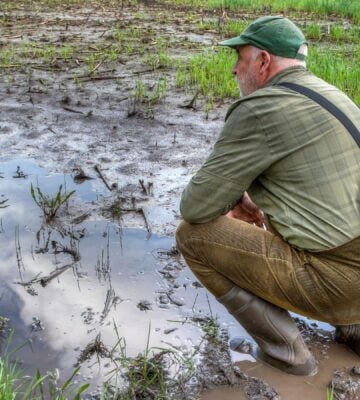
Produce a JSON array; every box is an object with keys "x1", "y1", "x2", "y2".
[
  {"x1": 180, "y1": 66, "x2": 360, "y2": 250},
  {"x1": 177, "y1": 15, "x2": 360, "y2": 377},
  {"x1": 239, "y1": 67, "x2": 360, "y2": 250}
]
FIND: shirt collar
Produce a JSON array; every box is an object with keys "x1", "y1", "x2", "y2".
[{"x1": 266, "y1": 66, "x2": 307, "y2": 87}]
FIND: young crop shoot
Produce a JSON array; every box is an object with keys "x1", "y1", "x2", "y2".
[{"x1": 30, "y1": 183, "x2": 75, "y2": 222}]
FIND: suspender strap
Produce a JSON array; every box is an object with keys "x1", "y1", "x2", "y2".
[{"x1": 277, "y1": 82, "x2": 360, "y2": 148}]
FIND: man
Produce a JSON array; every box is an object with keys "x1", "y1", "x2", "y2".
[{"x1": 176, "y1": 16, "x2": 360, "y2": 376}]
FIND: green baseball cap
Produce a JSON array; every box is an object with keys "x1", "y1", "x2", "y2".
[{"x1": 219, "y1": 16, "x2": 308, "y2": 60}]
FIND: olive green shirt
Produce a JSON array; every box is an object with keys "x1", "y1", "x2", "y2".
[{"x1": 180, "y1": 67, "x2": 360, "y2": 251}]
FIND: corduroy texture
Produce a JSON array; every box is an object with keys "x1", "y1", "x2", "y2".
[{"x1": 176, "y1": 216, "x2": 360, "y2": 325}]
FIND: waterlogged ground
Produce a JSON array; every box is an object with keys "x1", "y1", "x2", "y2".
[
  {"x1": 0, "y1": 159, "x2": 254, "y2": 397},
  {"x1": 1, "y1": 1, "x2": 360, "y2": 399}
]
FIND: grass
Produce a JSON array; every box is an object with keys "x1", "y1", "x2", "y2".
[
  {"x1": 30, "y1": 183, "x2": 75, "y2": 222},
  {"x1": 327, "y1": 385, "x2": 334, "y2": 400},
  {"x1": 308, "y1": 45, "x2": 360, "y2": 104},
  {"x1": 167, "y1": 0, "x2": 360, "y2": 23},
  {"x1": 0, "y1": 329, "x2": 89, "y2": 399},
  {"x1": 0, "y1": 358, "x2": 89, "y2": 399},
  {"x1": 75, "y1": 322, "x2": 199, "y2": 399},
  {"x1": 2, "y1": 0, "x2": 360, "y2": 22},
  {"x1": 306, "y1": 23, "x2": 322, "y2": 40},
  {"x1": 1, "y1": 0, "x2": 138, "y2": 9},
  {"x1": 175, "y1": 42, "x2": 360, "y2": 107},
  {"x1": 176, "y1": 47, "x2": 238, "y2": 102},
  {"x1": 1, "y1": 1, "x2": 358, "y2": 108},
  {"x1": 132, "y1": 77, "x2": 168, "y2": 106},
  {"x1": 199, "y1": 18, "x2": 249, "y2": 37},
  {"x1": 304, "y1": 23, "x2": 360, "y2": 42}
]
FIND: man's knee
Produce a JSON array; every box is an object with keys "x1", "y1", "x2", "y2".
[{"x1": 175, "y1": 220, "x2": 194, "y2": 259}]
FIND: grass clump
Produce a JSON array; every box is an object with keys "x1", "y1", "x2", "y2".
[
  {"x1": 30, "y1": 183, "x2": 75, "y2": 222},
  {"x1": 0, "y1": 357, "x2": 19, "y2": 399},
  {"x1": 0, "y1": 47, "x2": 20, "y2": 69},
  {"x1": 308, "y1": 45, "x2": 360, "y2": 105},
  {"x1": 176, "y1": 47, "x2": 238, "y2": 102},
  {"x1": 167, "y1": 0, "x2": 360, "y2": 23},
  {"x1": 327, "y1": 385, "x2": 334, "y2": 400},
  {"x1": 306, "y1": 23, "x2": 322, "y2": 40},
  {"x1": 101, "y1": 323, "x2": 199, "y2": 399},
  {"x1": 198, "y1": 18, "x2": 248, "y2": 37},
  {"x1": 176, "y1": 42, "x2": 359, "y2": 108},
  {"x1": 0, "y1": 331, "x2": 88, "y2": 400},
  {"x1": 133, "y1": 78, "x2": 168, "y2": 104},
  {"x1": 0, "y1": 359, "x2": 89, "y2": 399}
]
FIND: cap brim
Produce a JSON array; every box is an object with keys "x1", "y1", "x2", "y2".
[{"x1": 218, "y1": 36, "x2": 249, "y2": 48}]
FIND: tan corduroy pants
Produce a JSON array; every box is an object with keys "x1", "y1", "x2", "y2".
[{"x1": 176, "y1": 216, "x2": 360, "y2": 325}]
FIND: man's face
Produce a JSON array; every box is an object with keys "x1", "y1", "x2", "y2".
[{"x1": 232, "y1": 45, "x2": 262, "y2": 97}]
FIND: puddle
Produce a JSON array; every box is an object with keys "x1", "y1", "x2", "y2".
[
  {"x1": 201, "y1": 341, "x2": 360, "y2": 400},
  {"x1": 237, "y1": 342, "x2": 360, "y2": 400},
  {"x1": 2, "y1": 159, "x2": 357, "y2": 399},
  {"x1": 0, "y1": 158, "x2": 249, "y2": 396},
  {"x1": 202, "y1": 387, "x2": 247, "y2": 400}
]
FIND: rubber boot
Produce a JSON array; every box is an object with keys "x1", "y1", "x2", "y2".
[
  {"x1": 218, "y1": 286, "x2": 317, "y2": 376},
  {"x1": 335, "y1": 325, "x2": 360, "y2": 356}
]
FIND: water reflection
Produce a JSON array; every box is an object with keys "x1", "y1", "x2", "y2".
[{"x1": 0, "y1": 159, "x2": 238, "y2": 394}]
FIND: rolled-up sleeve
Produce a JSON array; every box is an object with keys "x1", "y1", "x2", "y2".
[{"x1": 180, "y1": 101, "x2": 272, "y2": 223}]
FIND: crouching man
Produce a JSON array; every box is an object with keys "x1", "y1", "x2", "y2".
[{"x1": 176, "y1": 16, "x2": 360, "y2": 376}]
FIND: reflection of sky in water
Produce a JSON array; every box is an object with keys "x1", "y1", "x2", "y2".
[
  {"x1": 0, "y1": 159, "x2": 242, "y2": 394},
  {"x1": 1, "y1": 159, "x2": 333, "y2": 395}
]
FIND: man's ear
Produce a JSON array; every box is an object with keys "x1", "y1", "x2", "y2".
[{"x1": 259, "y1": 51, "x2": 271, "y2": 73}]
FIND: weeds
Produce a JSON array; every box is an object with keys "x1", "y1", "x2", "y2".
[
  {"x1": 176, "y1": 47, "x2": 238, "y2": 108},
  {"x1": 176, "y1": 41, "x2": 359, "y2": 110},
  {"x1": 110, "y1": 196, "x2": 123, "y2": 222},
  {"x1": 132, "y1": 77, "x2": 168, "y2": 108},
  {"x1": 306, "y1": 23, "x2": 322, "y2": 40},
  {"x1": 106, "y1": 323, "x2": 199, "y2": 399},
  {"x1": 143, "y1": 44, "x2": 172, "y2": 71},
  {"x1": 308, "y1": 45, "x2": 360, "y2": 104},
  {"x1": 0, "y1": 358, "x2": 89, "y2": 399},
  {"x1": 327, "y1": 385, "x2": 334, "y2": 400},
  {"x1": 77, "y1": 333, "x2": 111, "y2": 365},
  {"x1": 30, "y1": 183, "x2": 75, "y2": 222},
  {"x1": 166, "y1": 0, "x2": 360, "y2": 23},
  {"x1": 0, "y1": 356, "x2": 22, "y2": 400},
  {"x1": 0, "y1": 330, "x2": 89, "y2": 399}
]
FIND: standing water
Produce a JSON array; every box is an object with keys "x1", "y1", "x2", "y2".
[{"x1": 0, "y1": 159, "x2": 241, "y2": 396}]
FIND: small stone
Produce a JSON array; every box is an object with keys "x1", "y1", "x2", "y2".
[
  {"x1": 137, "y1": 300, "x2": 152, "y2": 311},
  {"x1": 31, "y1": 317, "x2": 44, "y2": 332},
  {"x1": 230, "y1": 337, "x2": 253, "y2": 354},
  {"x1": 351, "y1": 366, "x2": 360, "y2": 375}
]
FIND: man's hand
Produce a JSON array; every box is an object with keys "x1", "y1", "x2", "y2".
[{"x1": 226, "y1": 192, "x2": 265, "y2": 228}]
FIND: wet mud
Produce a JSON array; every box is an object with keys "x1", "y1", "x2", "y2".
[{"x1": 1, "y1": 2, "x2": 360, "y2": 399}]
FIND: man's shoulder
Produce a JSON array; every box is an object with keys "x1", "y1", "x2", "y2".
[
  {"x1": 225, "y1": 86, "x2": 295, "y2": 122},
  {"x1": 226, "y1": 70, "x2": 359, "y2": 123}
]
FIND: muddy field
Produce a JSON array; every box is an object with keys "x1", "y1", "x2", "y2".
[{"x1": 1, "y1": 1, "x2": 360, "y2": 399}]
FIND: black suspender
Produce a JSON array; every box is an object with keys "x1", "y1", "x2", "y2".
[{"x1": 277, "y1": 82, "x2": 360, "y2": 148}]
